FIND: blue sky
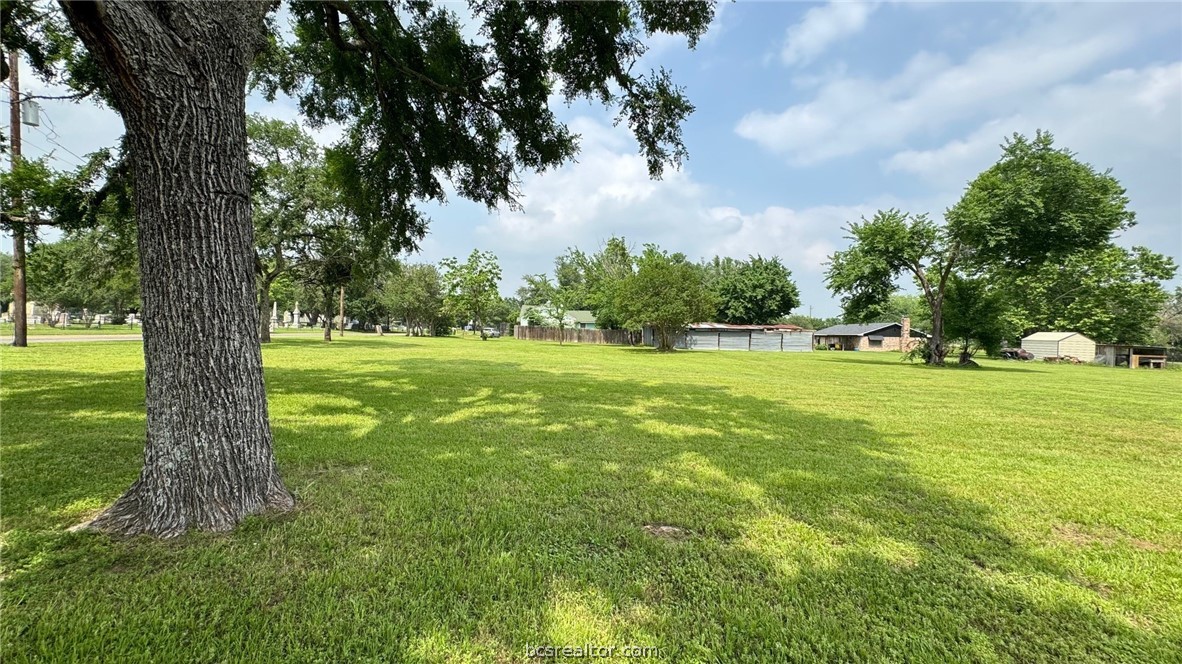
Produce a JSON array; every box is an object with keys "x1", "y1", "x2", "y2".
[{"x1": 7, "y1": 1, "x2": 1182, "y2": 316}]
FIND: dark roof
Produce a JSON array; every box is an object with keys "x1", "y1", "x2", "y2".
[
  {"x1": 815, "y1": 322, "x2": 932, "y2": 338},
  {"x1": 814, "y1": 322, "x2": 899, "y2": 336}
]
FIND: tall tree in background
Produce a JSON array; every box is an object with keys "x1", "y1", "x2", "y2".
[
  {"x1": 709, "y1": 255, "x2": 800, "y2": 325},
  {"x1": 942, "y1": 276, "x2": 1009, "y2": 365},
  {"x1": 948, "y1": 131, "x2": 1136, "y2": 270},
  {"x1": 0, "y1": 152, "x2": 122, "y2": 326},
  {"x1": 999, "y1": 246, "x2": 1175, "y2": 344},
  {"x1": 247, "y1": 114, "x2": 331, "y2": 344},
  {"x1": 585, "y1": 237, "x2": 635, "y2": 330},
  {"x1": 843, "y1": 293, "x2": 931, "y2": 332},
  {"x1": 3, "y1": 0, "x2": 713, "y2": 536},
  {"x1": 516, "y1": 273, "x2": 557, "y2": 306},
  {"x1": 384, "y1": 263, "x2": 444, "y2": 336},
  {"x1": 26, "y1": 228, "x2": 139, "y2": 317},
  {"x1": 829, "y1": 132, "x2": 1152, "y2": 365},
  {"x1": 1156, "y1": 287, "x2": 1182, "y2": 347},
  {"x1": 442, "y1": 250, "x2": 502, "y2": 340},
  {"x1": 827, "y1": 210, "x2": 960, "y2": 365},
  {"x1": 554, "y1": 249, "x2": 591, "y2": 310},
  {"x1": 949, "y1": 131, "x2": 1168, "y2": 345},
  {"x1": 0, "y1": 252, "x2": 13, "y2": 314},
  {"x1": 618, "y1": 245, "x2": 715, "y2": 351}
]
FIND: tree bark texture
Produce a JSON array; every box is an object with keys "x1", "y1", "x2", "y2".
[{"x1": 61, "y1": 1, "x2": 293, "y2": 536}]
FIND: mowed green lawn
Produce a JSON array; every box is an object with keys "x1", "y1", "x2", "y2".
[
  {"x1": 0, "y1": 322, "x2": 143, "y2": 336},
  {"x1": 2, "y1": 336, "x2": 1180, "y2": 662}
]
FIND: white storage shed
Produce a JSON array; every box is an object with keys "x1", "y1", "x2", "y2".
[{"x1": 1021, "y1": 331, "x2": 1097, "y2": 360}]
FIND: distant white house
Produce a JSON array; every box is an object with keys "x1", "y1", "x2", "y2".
[
  {"x1": 518, "y1": 305, "x2": 598, "y2": 330},
  {"x1": 1021, "y1": 331, "x2": 1097, "y2": 360}
]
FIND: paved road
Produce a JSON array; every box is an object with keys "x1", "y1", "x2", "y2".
[{"x1": 13, "y1": 334, "x2": 143, "y2": 343}]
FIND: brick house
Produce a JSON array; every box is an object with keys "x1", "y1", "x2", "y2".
[{"x1": 814, "y1": 317, "x2": 927, "y2": 352}]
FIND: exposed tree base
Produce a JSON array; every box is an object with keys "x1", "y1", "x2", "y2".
[{"x1": 76, "y1": 476, "x2": 294, "y2": 538}]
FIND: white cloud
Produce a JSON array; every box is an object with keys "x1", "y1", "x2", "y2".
[
  {"x1": 880, "y1": 62, "x2": 1182, "y2": 257},
  {"x1": 780, "y1": 1, "x2": 878, "y2": 67},
  {"x1": 469, "y1": 117, "x2": 899, "y2": 311},
  {"x1": 740, "y1": 4, "x2": 1170, "y2": 165}
]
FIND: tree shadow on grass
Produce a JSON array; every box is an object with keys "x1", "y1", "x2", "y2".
[
  {"x1": 810, "y1": 352, "x2": 1039, "y2": 373},
  {"x1": 1, "y1": 356, "x2": 1175, "y2": 662}
]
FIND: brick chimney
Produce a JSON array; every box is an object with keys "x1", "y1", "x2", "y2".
[{"x1": 901, "y1": 316, "x2": 911, "y2": 350}]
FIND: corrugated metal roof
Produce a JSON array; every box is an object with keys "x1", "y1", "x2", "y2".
[{"x1": 1022, "y1": 331, "x2": 1079, "y2": 341}]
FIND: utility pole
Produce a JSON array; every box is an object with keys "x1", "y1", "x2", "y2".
[
  {"x1": 7, "y1": 51, "x2": 27, "y2": 347},
  {"x1": 338, "y1": 285, "x2": 345, "y2": 337}
]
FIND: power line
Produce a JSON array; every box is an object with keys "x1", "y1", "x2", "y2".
[
  {"x1": 29, "y1": 121, "x2": 89, "y2": 165},
  {"x1": 4, "y1": 134, "x2": 83, "y2": 169}
]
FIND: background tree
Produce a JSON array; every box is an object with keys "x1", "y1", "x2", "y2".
[
  {"x1": 997, "y1": 246, "x2": 1175, "y2": 344},
  {"x1": 584, "y1": 237, "x2": 635, "y2": 329},
  {"x1": 293, "y1": 223, "x2": 361, "y2": 342},
  {"x1": 781, "y1": 313, "x2": 841, "y2": 331},
  {"x1": 618, "y1": 245, "x2": 715, "y2": 351},
  {"x1": 843, "y1": 293, "x2": 931, "y2": 332},
  {"x1": 826, "y1": 210, "x2": 960, "y2": 365},
  {"x1": 5, "y1": 0, "x2": 713, "y2": 536},
  {"x1": 0, "y1": 252, "x2": 12, "y2": 315},
  {"x1": 710, "y1": 255, "x2": 800, "y2": 325},
  {"x1": 441, "y1": 250, "x2": 502, "y2": 340},
  {"x1": 539, "y1": 286, "x2": 577, "y2": 344},
  {"x1": 384, "y1": 263, "x2": 444, "y2": 336},
  {"x1": 26, "y1": 228, "x2": 140, "y2": 318},
  {"x1": 1155, "y1": 287, "x2": 1182, "y2": 347},
  {"x1": 553, "y1": 249, "x2": 591, "y2": 310},
  {"x1": 0, "y1": 151, "x2": 120, "y2": 342},
  {"x1": 247, "y1": 114, "x2": 331, "y2": 343},
  {"x1": 515, "y1": 273, "x2": 556, "y2": 306},
  {"x1": 942, "y1": 276, "x2": 1010, "y2": 365},
  {"x1": 948, "y1": 131, "x2": 1136, "y2": 270}
]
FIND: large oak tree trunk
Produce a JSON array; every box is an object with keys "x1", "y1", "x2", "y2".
[{"x1": 62, "y1": 1, "x2": 293, "y2": 537}]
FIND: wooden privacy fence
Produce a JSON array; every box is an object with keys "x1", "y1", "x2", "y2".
[{"x1": 513, "y1": 325, "x2": 641, "y2": 345}]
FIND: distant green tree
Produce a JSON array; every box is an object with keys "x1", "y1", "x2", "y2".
[
  {"x1": 781, "y1": 313, "x2": 842, "y2": 331},
  {"x1": 843, "y1": 293, "x2": 932, "y2": 332},
  {"x1": 554, "y1": 249, "x2": 591, "y2": 310},
  {"x1": 441, "y1": 250, "x2": 502, "y2": 340},
  {"x1": 827, "y1": 210, "x2": 961, "y2": 365},
  {"x1": 515, "y1": 273, "x2": 556, "y2": 305},
  {"x1": 585, "y1": 237, "x2": 635, "y2": 329},
  {"x1": 0, "y1": 253, "x2": 13, "y2": 314},
  {"x1": 247, "y1": 114, "x2": 333, "y2": 343},
  {"x1": 384, "y1": 263, "x2": 444, "y2": 336},
  {"x1": 948, "y1": 131, "x2": 1136, "y2": 270},
  {"x1": 943, "y1": 276, "x2": 1011, "y2": 364},
  {"x1": 618, "y1": 245, "x2": 716, "y2": 351},
  {"x1": 1156, "y1": 288, "x2": 1182, "y2": 347},
  {"x1": 998, "y1": 246, "x2": 1175, "y2": 344},
  {"x1": 710, "y1": 255, "x2": 800, "y2": 325},
  {"x1": 26, "y1": 229, "x2": 140, "y2": 317}
]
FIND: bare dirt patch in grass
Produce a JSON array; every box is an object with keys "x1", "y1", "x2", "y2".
[{"x1": 642, "y1": 524, "x2": 690, "y2": 541}]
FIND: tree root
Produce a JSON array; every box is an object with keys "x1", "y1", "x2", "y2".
[{"x1": 74, "y1": 474, "x2": 296, "y2": 538}]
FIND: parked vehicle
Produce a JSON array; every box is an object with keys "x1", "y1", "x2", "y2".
[{"x1": 482, "y1": 327, "x2": 502, "y2": 338}]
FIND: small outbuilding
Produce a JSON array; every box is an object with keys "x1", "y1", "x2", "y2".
[{"x1": 1020, "y1": 331, "x2": 1096, "y2": 360}]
